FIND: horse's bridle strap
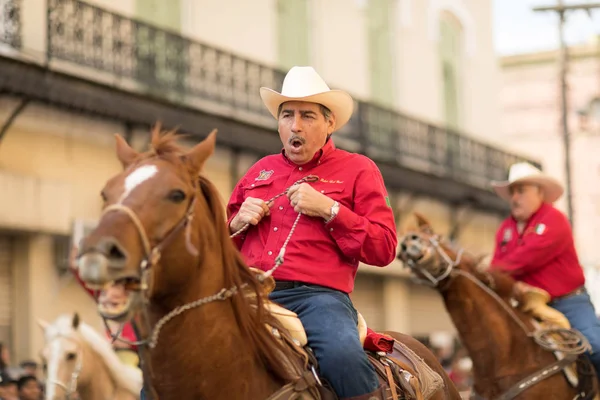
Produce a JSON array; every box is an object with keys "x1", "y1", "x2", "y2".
[
  {"x1": 101, "y1": 196, "x2": 197, "y2": 271},
  {"x1": 103, "y1": 204, "x2": 152, "y2": 257}
]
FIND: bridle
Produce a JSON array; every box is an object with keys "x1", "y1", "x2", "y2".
[
  {"x1": 45, "y1": 334, "x2": 83, "y2": 400},
  {"x1": 401, "y1": 234, "x2": 464, "y2": 289}
]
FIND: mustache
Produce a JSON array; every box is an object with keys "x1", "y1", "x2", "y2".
[{"x1": 288, "y1": 135, "x2": 306, "y2": 145}]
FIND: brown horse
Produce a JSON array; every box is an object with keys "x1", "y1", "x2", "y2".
[
  {"x1": 75, "y1": 126, "x2": 461, "y2": 400},
  {"x1": 397, "y1": 213, "x2": 598, "y2": 400}
]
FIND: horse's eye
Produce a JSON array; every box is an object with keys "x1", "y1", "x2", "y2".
[
  {"x1": 100, "y1": 191, "x2": 108, "y2": 202},
  {"x1": 66, "y1": 353, "x2": 76, "y2": 361},
  {"x1": 167, "y1": 189, "x2": 186, "y2": 203}
]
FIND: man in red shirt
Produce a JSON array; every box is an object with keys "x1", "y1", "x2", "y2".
[
  {"x1": 490, "y1": 162, "x2": 600, "y2": 381},
  {"x1": 227, "y1": 66, "x2": 397, "y2": 400}
]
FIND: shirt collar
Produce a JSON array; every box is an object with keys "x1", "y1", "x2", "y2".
[{"x1": 281, "y1": 137, "x2": 336, "y2": 168}]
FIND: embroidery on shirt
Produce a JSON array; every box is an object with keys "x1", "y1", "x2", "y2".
[
  {"x1": 502, "y1": 228, "x2": 512, "y2": 243},
  {"x1": 385, "y1": 196, "x2": 391, "y2": 207},
  {"x1": 255, "y1": 169, "x2": 274, "y2": 181},
  {"x1": 535, "y1": 223, "x2": 546, "y2": 235},
  {"x1": 319, "y1": 178, "x2": 344, "y2": 184}
]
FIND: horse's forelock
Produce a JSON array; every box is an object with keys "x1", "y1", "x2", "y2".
[{"x1": 45, "y1": 314, "x2": 77, "y2": 339}]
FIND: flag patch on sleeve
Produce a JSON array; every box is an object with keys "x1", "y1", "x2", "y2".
[{"x1": 535, "y1": 223, "x2": 546, "y2": 235}]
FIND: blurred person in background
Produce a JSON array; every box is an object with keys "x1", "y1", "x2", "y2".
[
  {"x1": 69, "y1": 247, "x2": 140, "y2": 368},
  {"x1": 0, "y1": 372, "x2": 18, "y2": 400},
  {"x1": 16, "y1": 376, "x2": 40, "y2": 400}
]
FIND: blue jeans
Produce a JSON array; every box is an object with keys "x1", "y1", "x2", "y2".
[
  {"x1": 551, "y1": 292, "x2": 600, "y2": 380},
  {"x1": 269, "y1": 284, "x2": 379, "y2": 398}
]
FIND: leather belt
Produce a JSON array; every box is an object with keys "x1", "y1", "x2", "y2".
[
  {"x1": 273, "y1": 280, "x2": 318, "y2": 292},
  {"x1": 550, "y1": 286, "x2": 586, "y2": 304}
]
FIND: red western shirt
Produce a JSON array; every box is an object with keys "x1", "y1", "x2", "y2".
[
  {"x1": 226, "y1": 139, "x2": 397, "y2": 294},
  {"x1": 490, "y1": 202, "x2": 585, "y2": 299}
]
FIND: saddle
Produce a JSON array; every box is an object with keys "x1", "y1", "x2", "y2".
[{"x1": 249, "y1": 269, "x2": 445, "y2": 400}]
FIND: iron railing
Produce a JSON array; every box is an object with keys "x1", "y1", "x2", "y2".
[
  {"x1": 0, "y1": 0, "x2": 21, "y2": 49},
  {"x1": 45, "y1": 0, "x2": 538, "y2": 186}
]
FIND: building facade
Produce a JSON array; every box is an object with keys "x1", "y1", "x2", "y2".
[{"x1": 0, "y1": 0, "x2": 538, "y2": 362}]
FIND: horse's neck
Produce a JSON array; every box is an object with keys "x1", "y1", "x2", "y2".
[
  {"x1": 146, "y1": 253, "x2": 282, "y2": 400},
  {"x1": 442, "y1": 274, "x2": 549, "y2": 395},
  {"x1": 78, "y1": 345, "x2": 119, "y2": 400}
]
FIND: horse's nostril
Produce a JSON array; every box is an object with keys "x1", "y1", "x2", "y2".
[
  {"x1": 400, "y1": 243, "x2": 407, "y2": 252},
  {"x1": 98, "y1": 237, "x2": 128, "y2": 264},
  {"x1": 108, "y1": 243, "x2": 126, "y2": 260}
]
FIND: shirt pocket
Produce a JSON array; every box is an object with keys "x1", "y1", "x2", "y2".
[
  {"x1": 243, "y1": 180, "x2": 275, "y2": 200},
  {"x1": 315, "y1": 185, "x2": 346, "y2": 204}
]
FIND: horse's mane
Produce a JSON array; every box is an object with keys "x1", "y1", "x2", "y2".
[
  {"x1": 458, "y1": 252, "x2": 516, "y2": 299},
  {"x1": 435, "y1": 239, "x2": 516, "y2": 300},
  {"x1": 45, "y1": 314, "x2": 143, "y2": 395},
  {"x1": 142, "y1": 127, "x2": 303, "y2": 383},
  {"x1": 196, "y1": 174, "x2": 304, "y2": 383}
]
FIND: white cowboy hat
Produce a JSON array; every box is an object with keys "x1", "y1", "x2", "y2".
[
  {"x1": 491, "y1": 162, "x2": 564, "y2": 203},
  {"x1": 259, "y1": 66, "x2": 354, "y2": 132}
]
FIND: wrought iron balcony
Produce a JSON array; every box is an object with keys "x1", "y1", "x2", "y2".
[
  {"x1": 0, "y1": 0, "x2": 21, "y2": 49},
  {"x1": 11, "y1": 0, "x2": 537, "y2": 190}
]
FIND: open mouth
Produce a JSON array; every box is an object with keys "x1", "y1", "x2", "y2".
[
  {"x1": 95, "y1": 277, "x2": 143, "y2": 321},
  {"x1": 416, "y1": 247, "x2": 432, "y2": 263},
  {"x1": 289, "y1": 137, "x2": 305, "y2": 151}
]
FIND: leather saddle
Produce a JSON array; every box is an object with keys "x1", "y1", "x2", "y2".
[{"x1": 249, "y1": 269, "x2": 444, "y2": 400}]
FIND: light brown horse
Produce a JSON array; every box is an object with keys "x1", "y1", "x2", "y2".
[
  {"x1": 397, "y1": 213, "x2": 598, "y2": 400},
  {"x1": 75, "y1": 126, "x2": 461, "y2": 400},
  {"x1": 38, "y1": 313, "x2": 142, "y2": 400}
]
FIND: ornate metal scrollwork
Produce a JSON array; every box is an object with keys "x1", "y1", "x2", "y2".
[{"x1": 0, "y1": 0, "x2": 21, "y2": 49}]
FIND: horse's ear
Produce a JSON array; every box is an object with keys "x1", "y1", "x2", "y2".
[
  {"x1": 114, "y1": 134, "x2": 139, "y2": 169},
  {"x1": 37, "y1": 318, "x2": 49, "y2": 331},
  {"x1": 183, "y1": 129, "x2": 217, "y2": 174},
  {"x1": 72, "y1": 313, "x2": 80, "y2": 329},
  {"x1": 414, "y1": 212, "x2": 433, "y2": 230}
]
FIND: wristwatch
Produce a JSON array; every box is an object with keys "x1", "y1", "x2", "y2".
[{"x1": 325, "y1": 201, "x2": 340, "y2": 223}]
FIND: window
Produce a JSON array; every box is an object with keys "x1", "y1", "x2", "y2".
[
  {"x1": 367, "y1": 0, "x2": 395, "y2": 107},
  {"x1": 439, "y1": 12, "x2": 463, "y2": 131},
  {"x1": 277, "y1": 0, "x2": 310, "y2": 69}
]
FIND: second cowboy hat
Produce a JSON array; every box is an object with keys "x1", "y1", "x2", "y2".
[
  {"x1": 259, "y1": 66, "x2": 354, "y2": 132},
  {"x1": 491, "y1": 162, "x2": 564, "y2": 203}
]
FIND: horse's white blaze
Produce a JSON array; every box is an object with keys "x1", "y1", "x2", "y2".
[
  {"x1": 46, "y1": 339, "x2": 62, "y2": 399},
  {"x1": 119, "y1": 165, "x2": 158, "y2": 203}
]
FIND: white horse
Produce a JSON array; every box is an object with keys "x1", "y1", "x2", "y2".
[{"x1": 38, "y1": 313, "x2": 142, "y2": 400}]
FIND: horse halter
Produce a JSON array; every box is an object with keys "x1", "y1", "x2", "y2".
[
  {"x1": 45, "y1": 335, "x2": 83, "y2": 400},
  {"x1": 401, "y1": 233, "x2": 464, "y2": 288},
  {"x1": 101, "y1": 194, "x2": 198, "y2": 278}
]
